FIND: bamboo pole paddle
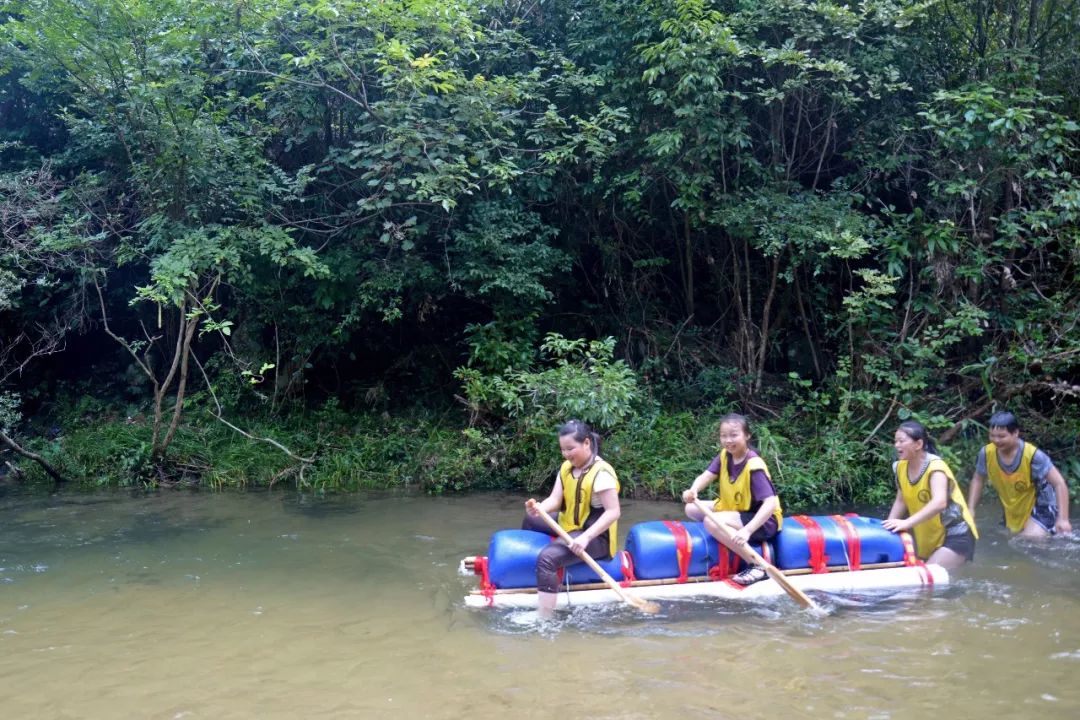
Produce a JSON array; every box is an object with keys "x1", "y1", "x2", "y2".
[
  {"x1": 692, "y1": 498, "x2": 823, "y2": 612},
  {"x1": 526, "y1": 499, "x2": 660, "y2": 614}
]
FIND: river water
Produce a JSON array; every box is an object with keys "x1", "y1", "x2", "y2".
[{"x1": 1, "y1": 486, "x2": 1078, "y2": 719}]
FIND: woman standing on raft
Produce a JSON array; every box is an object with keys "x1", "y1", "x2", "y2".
[
  {"x1": 680, "y1": 413, "x2": 783, "y2": 586},
  {"x1": 883, "y1": 420, "x2": 978, "y2": 569},
  {"x1": 524, "y1": 419, "x2": 621, "y2": 617}
]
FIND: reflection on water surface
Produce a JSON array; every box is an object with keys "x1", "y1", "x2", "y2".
[{"x1": 1, "y1": 487, "x2": 1078, "y2": 719}]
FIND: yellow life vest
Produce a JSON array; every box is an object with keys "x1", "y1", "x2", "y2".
[
  {"x1": 712, "y1": 449, "x2": 783, "y2": 531},
  {"x1": 558, "y1": 458, "x2": 620, "y2": 557},
  {"x1": 895, "y1": 456, "x2": 978, "y2": 559},
  {"x1": 985, "y1": 442, "x2": 1039, "y2": 533}
]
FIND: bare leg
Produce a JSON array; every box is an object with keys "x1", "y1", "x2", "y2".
[
  {"x1": 701, "y1": 510, "x2": 744, "y2": 552},
  {"x1": 696, "y1": 508, "x2": 765, "y2": 584},
  {"x1": 927, "y1": 545, "x2": 967, "y2": 570},
  {"x1": 1017, "y1": 516, "x2": 1052, "y2": 539},
  {"x1": 532, "y1": 531, "x2": 609, "y2": 618},
  {"x1": 537, "y1": 591, "x2": 557, "y2": 619},
  {"x1": 684, "y1": 502, "x2": 705, "y2": 521}
]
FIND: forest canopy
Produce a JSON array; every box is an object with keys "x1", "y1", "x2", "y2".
[{"x1": 1, "y1": 0, "x2": 1077, "y2": 501}]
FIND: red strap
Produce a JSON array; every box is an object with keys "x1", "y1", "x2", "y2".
[
  {"x1": 899, "y1": 529, "x2": 932, "y2": 592},
  {"x1": 708, "y1": 546, "x2": 736, "y2": 580},
  {"x1": 831, "y1": 514, "x2": 862, "y2": 571},
  {"x1": 791, "y1": 515, "x2": 829, "y2": 573},
  {"x1": 663, "y1": 520, "x2": 692, "y2": 583},
  {"x1": 898, "y1": 531, "x2": 931, "y2": 586},
  {"x1": 474, "y1": 556, "x2": 496, "y2": 606},
  {"x1": 619, "y1": 550, "x2": 636, "y2": 587},
  {"x1": 899, "y1": 531, "x2": 922, "y2": 567},
  {"x1": 713, "y1": 545, "x2": 747, "y2": 589},
  {"x1": 720, "y1": 548, "x2": 747, "y2": 588}
]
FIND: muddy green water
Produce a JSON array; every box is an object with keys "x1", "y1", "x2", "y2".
[{"x1": 1, "y1": 487, "x2": 1078, "y2": 719}]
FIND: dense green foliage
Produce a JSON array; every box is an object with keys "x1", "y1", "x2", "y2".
[{"x1": 1, "y1": 1, "x2": 1077, "y2": 506}]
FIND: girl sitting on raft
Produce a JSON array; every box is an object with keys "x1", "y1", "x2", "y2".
[
  {"x1": 883, "y1": 420, "x2": 978, "y2": 569},
  {"x1": 523, "y1": 419, "x2": 621, "y2": 617},
  {"x1": 680, "y1": 413, "x2": 783, "y2": 585}
]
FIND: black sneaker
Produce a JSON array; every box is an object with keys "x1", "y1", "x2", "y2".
[{"x1": 731, "y1": 566, "x2": 767, "y2": 586}]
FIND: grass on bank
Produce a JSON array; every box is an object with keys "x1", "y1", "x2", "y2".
[{"x1": 17, "y1": 402, "x2": 1076, "y2": 513}]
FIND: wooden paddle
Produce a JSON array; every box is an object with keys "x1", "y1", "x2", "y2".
[
  {"x1": 692, "y1": 498, "x2": 822, "y2": 612},
  {"x1": 526, "y1": 499, "x2": 660, "y2": 614}
]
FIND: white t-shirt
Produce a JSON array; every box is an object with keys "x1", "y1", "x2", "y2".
[{"x1": 590, "y1": 470, "x2": 617, "y2": 506}]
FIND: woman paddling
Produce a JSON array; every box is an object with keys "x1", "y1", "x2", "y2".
[
  {"x1": 523, "y1": 419, "x2": 621, "y2": 618},
  {"x1": 882, "y1": 420, "x2": 978, "y2": 569},
  {"x1": 680, "y1": 413, "x2": 783, "y2": 585}
]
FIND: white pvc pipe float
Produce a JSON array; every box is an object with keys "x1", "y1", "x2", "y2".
[{"x1": 463, "y1": 564, "x2": 948, "y2": 609}]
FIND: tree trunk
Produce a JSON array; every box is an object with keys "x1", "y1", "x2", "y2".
[
  {"x1": 682, "y1": 215, "x2": 695, "y2": 317},
  {"x1": 753, "y1": 249, "x2": 785, "y2": 393},
  {"x1": 157, "y1": 309, "x2": 200, "y2": 457},
  {"x1": 0, "y1": 430, "x2": 67, "y2": 482}
]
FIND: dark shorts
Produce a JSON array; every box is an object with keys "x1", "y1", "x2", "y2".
[
  {"x1": 521, "y1": 512, "x2": 612, "y2": 593},
  {"x1": 739, "y1": 512, "x2": 779, "y2": 543},
  {"x1": 942, "y1": 528, "x2": 977, "y2": 561},
  {"x1": 1029, "y1": 482, "x2": 1060, "y2": 533}
]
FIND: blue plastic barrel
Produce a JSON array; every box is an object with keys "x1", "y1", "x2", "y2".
[
  {"x1": 773, "y1": 515, "x2": 905, "y2": 570},
  {"x1": 624, "y1": 520, "x2": 772, "y2": 579},
  {"x1": 485, "y1": 529, "x2": 625, "y2": 589}
]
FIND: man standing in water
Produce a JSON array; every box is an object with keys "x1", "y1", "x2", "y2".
[{"x1": 967, "y1": 411, "x2": 1073, "y2": 538}]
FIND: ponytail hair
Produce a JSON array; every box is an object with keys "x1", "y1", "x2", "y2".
[
  {"x1": 558, "y1": 419, "x2": 601, "y2": 455},
  {"x1": 897, "y1": 420, "x2": 938, "y2": 455}
]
